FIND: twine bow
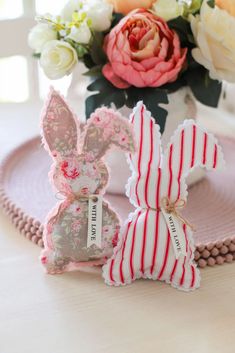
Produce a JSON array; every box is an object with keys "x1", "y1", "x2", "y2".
[{"x1": 160, "y1": 197, "x2": 195, "y2": 231}]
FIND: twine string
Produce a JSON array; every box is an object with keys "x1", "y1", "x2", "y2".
[
  {"x1": 55, "y1": 193, "x2": 194, "y2": 230},
  {"x1": 160, "y1": 197, "x2": 195, "y2": 231},
  {"x1": 147, "y1": 197, "x2": 195, "y2": 231}
]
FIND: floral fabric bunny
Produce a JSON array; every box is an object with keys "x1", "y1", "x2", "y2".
[
  {"x1": 40, "y1": 89, "x2": 135, "y2": 274},
  {"x1": 103, "y1": 102, "x2": 225, "y2": 291}
]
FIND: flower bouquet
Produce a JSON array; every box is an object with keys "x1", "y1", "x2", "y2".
[
  {"x1": 28, "y1": 0, "x2": 235, "y2": 192},
  {"x1": 28, "y1": 0, "x2": 235, "y2": 128}
]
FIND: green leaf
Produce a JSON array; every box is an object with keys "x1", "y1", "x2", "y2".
[
  {"x1": 207, "y1": 0, "x2": 215, "y2": 8},
  {"x1": 87, "y1": 77, "x2": 109, "y2": 91},
  {"x1": 74, "y1": 44, "x2": 88, "y2": 59},
  {"x1": 85, "y1": 90, "x2": 126, "y2": 118},
  {"x1": 86, "y1": 78, "x2": 169, "y2": 132},
  {"x1": 83, "y1": 54, "x2": 96, "y2": 69},
  {"x1": 83, "y1": 65, "x2": 102, "y2": 77},
  {"x1": 111, "y1": 12, "x2": 124, "y2": 28},
  {"x1": 187, "y1": 33, "x2": 196, "y2": 45},
  {"x1": 125, "y1": 87, "x2": 169, "y2": 133},
  {"x1": 168, "y1": 16, "x2": 193, "y2": 47},
  {"x1": 186, "y1": 67, "x2": 222, "y2": 107},
  {"x1": 85, "y1": 77, "x2": 126, "y2": 118},
  {"x1": 32, "y1": 53, "x2": 41, "y2": 58},
  {"x1": 65, "y1": 39, "x2": 89, "y2": 59},
  {"x1": 161, "y1": 78, "x2": 187, "y2": 94},
  {"x1": 89, "y1": 32, "x2": 106, "y2": 65}
]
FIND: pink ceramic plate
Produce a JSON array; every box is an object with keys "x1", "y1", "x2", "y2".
[{"x1": 1, "y1": 136, "x2": 235, "y2": 268}]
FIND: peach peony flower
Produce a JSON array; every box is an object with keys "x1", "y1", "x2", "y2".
[
  {"x1": 102, "y1": 9, "x2": 187, "y2": 88},
  {"x1": 106, "y1": 0, "x2": 154, "y2": 15},
  {"x1": 216, "y1": 0, "x2": 235, "y2": 17}
]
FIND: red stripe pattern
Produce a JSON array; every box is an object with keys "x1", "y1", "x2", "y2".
[{"x1": 103, "y1": 103, "x2": 225, "y2": 291}]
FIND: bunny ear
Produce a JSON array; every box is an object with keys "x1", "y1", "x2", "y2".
[
  {"x1": 127, "y1": 102, "x2": 162, "y2": 209},
  {"x1": 41, "y1": 88, "x2": 78, "y2": 158},
  {"x1": 82, "y1": 107, "x2": 135, "y2": 159},
  {"x1": 161, "y1": 120, "x2": 225, "y2": 202}
]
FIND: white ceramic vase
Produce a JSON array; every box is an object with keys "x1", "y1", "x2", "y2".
[{"x1": 105, "y1": 87, "x2": 205, "y2": 194}]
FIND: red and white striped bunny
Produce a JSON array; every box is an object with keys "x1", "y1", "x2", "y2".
[
  {"x1": 40, "y1": 89, "x2": 135, "y2": 274},
  {"x1": 103, "y1": 102, "x2": 225, "y2": 291}
]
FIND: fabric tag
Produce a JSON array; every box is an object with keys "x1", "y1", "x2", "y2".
[
  {"x1": 161, "y1": 209, "x2": 187, "y2": 259},
  {"x1": 87, "y1": 195, "x2": 103, "y2": 248}
]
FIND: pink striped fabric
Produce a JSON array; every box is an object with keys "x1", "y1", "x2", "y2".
[{"x1": 103, "y1": 102, "x2": 225, "y2": 291}]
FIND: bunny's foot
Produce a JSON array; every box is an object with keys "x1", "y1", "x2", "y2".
[
  {"x1": 102, "y1": 257, "x2": 137, "y2": 286},
  {"x1": 169, "y1": 264, "x2": 201, "y2": 291},
  {"x1": 40, "y1": 250, "x2": 69, "y2": 274},
  {"x1": 103, "y1": 238, "x2": 201, "y2": 290}
]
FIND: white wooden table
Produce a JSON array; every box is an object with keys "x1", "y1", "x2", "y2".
[{"x1": 1, "y1": 104, "x2": 235, "y2": 353}]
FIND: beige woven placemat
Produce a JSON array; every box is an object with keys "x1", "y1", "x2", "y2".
[{"x1": 1, "y1": 136, "x2": 235, "y2": 268}]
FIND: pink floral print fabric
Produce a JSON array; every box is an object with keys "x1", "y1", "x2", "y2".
[{"x1": 40, "y1": 88, "x2": 135, "y2": 274}]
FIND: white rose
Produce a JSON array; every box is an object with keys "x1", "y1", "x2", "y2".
[
  {"x1": 84, "y1": 0, "x2": 113, "y2": 32},
  {"x1": 28, "y1": 23, "x2": 57, "y2": 53},
  {"x1": 190, "y1": 1, "x2": 235, "y2": 82},
  {"x1": 67, "y1": 21, "x2": 91, "y2": 43},
  {"x1": 61, "y1": 0, "x2": 83, "y2": 21},
  {"x1": 40, "y1": 40, "x2": 78, "y2": 79},
  {"x1": 152, "y1": 0, "x2": 184, "y2": 21},
  {"x1": 61, "y1": 0, "x2": 113, "y2": 32}
]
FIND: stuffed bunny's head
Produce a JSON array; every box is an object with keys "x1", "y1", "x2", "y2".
[{"x1": 42, "y1": 89, "x2": 135, "y2": 197}]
